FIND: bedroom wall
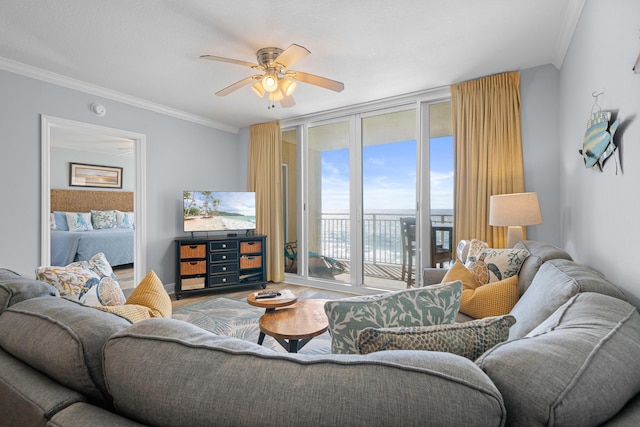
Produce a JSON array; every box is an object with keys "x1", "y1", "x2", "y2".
[
  {"x1": 559, "y1": 0, "x2": 640, "y2": 306},
  {"x1": 0, "y1": 68, "x2": 243, "y2": 285},
  {"x1": 51, "y1": 147, "x2": 135, "y2": 191}
]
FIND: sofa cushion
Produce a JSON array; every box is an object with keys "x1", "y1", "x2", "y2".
[
  {"x1": 96, "y1": 270, "x2": 171, "y2": 322},
  {"x1": 103, "y1": 318, "x2": 506, "y2": 426},
  {"x1": 357, "y1": 315, "x2": 515, "y2": 360},
  {"x1": 508, "y1": 259, "x2": 627, "y2": 339},
  {"x1": 0, "y1": 268, "x2": 58, "y2": 315},
  {"x1": 0, "y1": 347, "x2": 87, "y2": 426},
  {"x1": 512, "y1": 240, "x2": 573, "y2": 296},
  {"x1": 477, "y1": 292, "x2": 640, "y2": 426},
  {"x1": 0, "y1": 296, "x2": 131, "y2": 405},
  {"x1": 324, "y1": 281, "x2": 462, "y2": 354},
  {"x1": 35, "y1": 253, "x2": 126, "y2": 306}
]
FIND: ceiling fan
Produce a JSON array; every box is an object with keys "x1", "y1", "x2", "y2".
[{"x1": 200, "y1": 44, "x2": 344, "y2": 108}]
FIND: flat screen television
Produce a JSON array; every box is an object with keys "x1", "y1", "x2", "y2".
[{"x1": 183, "y1": 191, "x2": 256, "y2": 233}]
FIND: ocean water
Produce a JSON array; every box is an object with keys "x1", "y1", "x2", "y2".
[
  {"x1": 220, "y1": 215, "x2": 256, "y2": 231},
  {"x1": 320, "y1": 210, "x2": 453, "y2": 264}
]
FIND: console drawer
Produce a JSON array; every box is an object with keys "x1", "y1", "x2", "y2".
[
  {"x1": 209, "y1": 262, "x2": 238, "y2": 274},
  {"x1": 181, "y1": 276, "x2": 205, "y2": 291},
  {"x1": 209, "y1": 273, "x2": 239, "y2": 287},
  {"x1": 180, "y1": 243, "x2": 206, "y2": 259},
  {"x1": 240, "y1": 255, "x2": 262, "y2": 269},
  {"x1": 210, "y1": 252, "x2": 238, "y2": 263},
  {"x1": 180, "y1": 260, "x2": 206, "y2": 275},
  {"x1": 210, "y1": 240, "x2": 238, "y2": 251},
  {"x1": 240, "y1": 240, "x2": 262, "y2": 254}
]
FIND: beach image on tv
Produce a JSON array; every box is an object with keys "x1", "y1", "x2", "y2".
[{"x1": 183, "y1": 191, "x2": 256, "y2": 232}]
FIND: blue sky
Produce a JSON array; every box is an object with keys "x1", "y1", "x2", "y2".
[{"x1": 321, "y1": 136, "x2": 453, "y2": 211}]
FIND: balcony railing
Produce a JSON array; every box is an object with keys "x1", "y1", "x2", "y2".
[{"x1": 318, "y1": 213, "x2": 453, "y2": 266}]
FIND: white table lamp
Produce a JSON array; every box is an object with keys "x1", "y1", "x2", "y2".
[{"x1": 489, "y1": 192, "x2": 543, "y2": 248}]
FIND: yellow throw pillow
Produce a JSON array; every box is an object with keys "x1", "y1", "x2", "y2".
[
  {"x1": 460, "y1": 275, "x2": 519, "y2": 319},
  {"x1": 94, "y1": 270, "x2": 171, "y2": 323},
  {"x1": 442, "y1": 261, "x2": 482, "y2": 291},
  {"x1": 97, "y1": 304, "x2": 154, "y2": 323},
  {"x1": 126, "y1": 270, "x2": 172, "y2": 318}
]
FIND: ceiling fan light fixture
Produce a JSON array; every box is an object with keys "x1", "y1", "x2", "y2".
[
  {"x1": 268, "y1": 88, "x2": 285, "y2": 102},
  {"x1": 261, "y1": 70, "x2": 279, "y2": 92},
  {"x1": 251, "y1": 82, "x2": 266, "y2": 98},
  {"x1": 279, "y1": 77, "x2": 297, "y2": 96}
]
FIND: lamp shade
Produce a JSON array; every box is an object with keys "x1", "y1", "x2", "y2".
[{"x1": 489, "y1": 192, "x2": 543, "y2": 226}]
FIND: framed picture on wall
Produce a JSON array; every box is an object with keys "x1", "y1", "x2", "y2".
[{"x1": 69, "y1": 163, "x2": 123, "y2": 188}]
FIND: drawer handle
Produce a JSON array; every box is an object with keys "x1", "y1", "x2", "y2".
[
  {"x1": 189, "y1": 245, "x2": 198, "y2": 249},
  {"x1": 247, "y1": 242, "x2": 255, "y2": 246},
  {"x1": 222, "y1": 255, "x2": 227, "y2": 260},
  {"x1": 222, "y1": 278, "x2": 227, "y2": 283},
  {"x1": 222, "y1": 244, "x2": 227, "y2": 248},
  {"x1": 222, "y1": 266, "x2": 227, "y2": 271},
  {"x1": 189, "y1": 261, "x2": 198, "y2": 265}
]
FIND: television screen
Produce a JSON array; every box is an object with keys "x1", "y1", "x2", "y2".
[{"x1": 183, "y1": 191, "x2": 256, "y2": 233}]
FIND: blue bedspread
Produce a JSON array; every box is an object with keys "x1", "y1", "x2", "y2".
[{"x1": 51, "y1": 228, "x2": 134, "y2": 267}]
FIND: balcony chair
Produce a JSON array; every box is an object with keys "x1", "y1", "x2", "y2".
[
  {"x1": 431, "y1": 222, "x2": 453, "y2": 268},
  {"x1": 400, "y1": 217, "x2": 416, "y2": 288}
]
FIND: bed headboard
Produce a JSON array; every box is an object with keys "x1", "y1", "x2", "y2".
[{"x1": 51, "y1": 189, "x2": 133, "y2": 212}]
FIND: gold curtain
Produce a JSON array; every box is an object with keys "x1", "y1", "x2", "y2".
[
  {"x1": 451, "y1": 71, "x2": 524, "y2": 248},
  {"x1": 248, "y1": 121, "x2": 285, "y2": 282}
]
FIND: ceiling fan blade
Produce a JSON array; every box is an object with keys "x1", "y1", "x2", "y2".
[
  {"x1": 215, "y1": 75, "x2": 261, "y2": 96},
  {"x1": 200, "y1": 54, "x2": 259, "y2": 69},
  {"x1": 280, "y1": 95, "x2": 295, "y2": 108},
  {"x1": 275, "y1": 44, "x2": 310, "y2": 69},
  {"x1": 292, "y1": 71, "x2": 344, "y2": 92}
]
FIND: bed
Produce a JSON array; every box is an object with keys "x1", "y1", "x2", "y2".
[{"x1": 50, "y1": 189, "x2": 134, "y2": 267}]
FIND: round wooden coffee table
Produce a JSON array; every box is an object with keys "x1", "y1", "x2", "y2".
[
  {"x1": 258, "y1": 299, "x2": 329, "y2": 353},
  {"x1": 247, "y1": 290, "x2": 298, "y2": 311}
]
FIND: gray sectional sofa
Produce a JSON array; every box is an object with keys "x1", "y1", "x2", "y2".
[{"x1": 1, "y1": 240, "x2": 640, "y2": 426}]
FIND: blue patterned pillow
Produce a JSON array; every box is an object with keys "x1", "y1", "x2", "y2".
[
  {"x1": 91, "y1": 210, "x2": 117, "y2": 229},
  {"x1": 324, "y1": 281, "x2": 462, "y2": 354},
  {"x1": 116, "y1": 210, "x2": 135, "y2": 229},
  {"x1": 65, "y1": 212, "x2": 93, "y2": 231}
]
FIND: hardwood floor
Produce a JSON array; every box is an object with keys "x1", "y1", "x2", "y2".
[
  {"x1": 115, "y1": 265, "x2": 354, "y2": 310},
  {"x1": 171, "y1": 282, "x2": 353, "y2": 310}
]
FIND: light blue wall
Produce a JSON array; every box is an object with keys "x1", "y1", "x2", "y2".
[
  {"x1": 0, "y1": 69, "x2": 243, "y2": 285},
  {"x1": 558, "y1": 0, "x2": 640, "y2": 307}
]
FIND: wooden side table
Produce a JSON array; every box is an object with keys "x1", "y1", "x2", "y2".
[
  {"x1": 247, "y1": 290, "x2": 298, "y2": 346},
  {"x1": 258, "y1": 299, "x2": 329, "y2": 353}
]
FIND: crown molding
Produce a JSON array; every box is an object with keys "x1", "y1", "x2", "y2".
[
  {"x1": 553, "y1": 0, "x2": 586, "y2": 69},
  {"x1": 0, "y1": 57, "x2": 239, "y2": 134}
]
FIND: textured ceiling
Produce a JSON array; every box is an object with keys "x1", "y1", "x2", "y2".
[{"x1": 0, "y1": 0, "x2": 584, "y2": 132}]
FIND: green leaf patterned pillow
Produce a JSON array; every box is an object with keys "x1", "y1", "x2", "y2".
[{"x1": 324, "y1": 281, "x2": 462, "y2": 354}]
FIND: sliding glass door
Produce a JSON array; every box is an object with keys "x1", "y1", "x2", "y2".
[{"x1": 282, "y1": 93, "x2": 453, "y2": 291}]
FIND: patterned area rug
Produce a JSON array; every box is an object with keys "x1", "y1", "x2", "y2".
[{"x1": 172, "y1": 297, "x2": 331, "y2": 354}]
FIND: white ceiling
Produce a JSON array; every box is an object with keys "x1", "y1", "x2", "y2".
[{"x1": 0, "y1": 0, "x2": 584, "y2": 133}]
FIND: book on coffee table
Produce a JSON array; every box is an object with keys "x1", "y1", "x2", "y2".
[{"x1": 253, "y1": 289, "x2": 296, "y2": 301}]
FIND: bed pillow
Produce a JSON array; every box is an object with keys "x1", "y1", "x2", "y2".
[
  {"x1": 357, "y1": 315, "x2": 516, "y2": 360},
  {"x1": 116, "y1": 210, "x2": 135, "y2": 229},
  {"x1": 35, "y1": 253, "x2": 125, "y2": 306},
  {"x1": 91, "y1": 209, "x2": 117, "y2": 229},
  {"x1": 65, "y1": 212, "x2": 93, "y2": 231},
  {"x1": 53, "y1": 211, "x2": 69, "y2": 231}
]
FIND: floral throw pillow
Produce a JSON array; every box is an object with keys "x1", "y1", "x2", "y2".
[
  {"x1": 324, "y1": 281, "x2": 462, "y2": 354},
  {"x1": 35, "y1": 253, "x2": 125, "y2": 306},
  {"x1": 465, "y1": 247, "x2": 529, "y2": 284},
  {"x1": 91, "y1": 210, "x2": 117, "y2": 229}
]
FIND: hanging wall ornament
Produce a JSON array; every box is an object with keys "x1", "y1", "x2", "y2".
[{"x1": 579, "y1": 91, "x2": 620, "y2": 173}]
